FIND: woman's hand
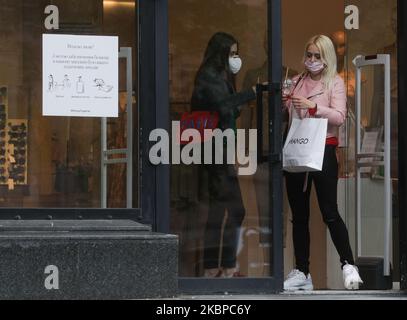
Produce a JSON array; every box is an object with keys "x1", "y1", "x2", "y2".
[
  {"x1": 252, "y1": 82, "x2": 268, "y2": 95},
  {"x1": 291, "y1": 95, "x2": 316, "y2": 109},
  {"x1": 282, "y1": 93, "x2": 290, "y2": 103}
]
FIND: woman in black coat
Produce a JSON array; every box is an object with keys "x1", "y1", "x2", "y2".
[{"x1": 191, "y1": 32, "x2": 257, "y2": 277}]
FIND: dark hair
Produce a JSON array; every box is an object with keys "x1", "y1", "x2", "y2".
[{"x1": 195, "y1": 32, "x2": 238, "y2": 82}]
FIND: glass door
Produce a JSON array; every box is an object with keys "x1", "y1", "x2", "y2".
[
  {"x1": 279, "y1": 0, "x2": 398, "y2": 290},
  {"x1": 280, "y1": 0, "x2": 350, "y2": 290},
  {"x1": 344, "y1": 0, "x2": 399, "y2": 286},
  {"x1": 168, "y1": 0, "x2": 283, "y2": 293}
]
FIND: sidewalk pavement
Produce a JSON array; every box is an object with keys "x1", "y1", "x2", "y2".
[{"x1": 174, "y1": 290, "x2": 407, "y2": 300}]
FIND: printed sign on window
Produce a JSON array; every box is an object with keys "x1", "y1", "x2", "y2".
[{"x1": 42, "y1": 34, "x2": 118, "y2": 117}]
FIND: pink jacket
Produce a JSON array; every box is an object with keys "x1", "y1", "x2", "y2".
[{"x1": 285, "y1": 73, "x2": 347, "y2": 139}]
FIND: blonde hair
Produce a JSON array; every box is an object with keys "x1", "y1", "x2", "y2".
[{"x1": 302, "y1": 35, "x2": 337, "y2": 91}]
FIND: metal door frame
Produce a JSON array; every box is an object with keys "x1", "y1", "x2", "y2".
[
  {"x1": 139, "y1": 0, "x2": 170, "y2": 228},
  {"x1": 101, "y1": 47, "x2": 133, "y2": 209},
  {"x1": 141, "y1": 0, "x2": 284, "y2": 293},
  {"x1": 353, "y1": 54, "x2": 392, "y2": 276},
  {"x1": 397, "y1": 0, "x2": 407, "y2": 291}
]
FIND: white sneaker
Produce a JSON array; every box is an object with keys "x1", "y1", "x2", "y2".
[
  {"x1": 203, "y1": 268, "x2": 222, "y2": 278},
  {"x1": 284, "y1": 269, "x2": 313, "y2": 291},
  {"x1": 343, "y1": 264, "x2": 363, "y2": 290}
]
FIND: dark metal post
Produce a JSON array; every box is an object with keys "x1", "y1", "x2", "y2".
[
  {"x1": 139, "y1": 0, "x2": 170, "y2": 232},
  {"x1": 268, "y1": 0, "x2": 284, "y2": 291},
  {"x1": 397, "y1": 0, "x2": 407, "y2": 291}
]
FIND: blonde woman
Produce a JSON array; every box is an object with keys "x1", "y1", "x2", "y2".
[{"x1": 282, "y1": 35, "x2": 363, "y2": 291}]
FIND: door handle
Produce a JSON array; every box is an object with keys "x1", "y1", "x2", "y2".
[{"x1": 255, "y1": 83, "x2": 281, "y2": 164}]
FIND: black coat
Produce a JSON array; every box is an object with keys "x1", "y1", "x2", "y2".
[{"x1": 191, "y1": 66, "x2": 256, "y2": 131}]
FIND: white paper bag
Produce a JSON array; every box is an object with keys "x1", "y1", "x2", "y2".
[{"x1": 283, "y1": 117, "x2": 328, "y2": 172}]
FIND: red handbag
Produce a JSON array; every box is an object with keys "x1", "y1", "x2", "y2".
[{"x1": 178, "y1": 111, "x2": 219, "y2": 145}]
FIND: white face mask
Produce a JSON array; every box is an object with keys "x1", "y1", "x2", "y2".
[{"x1": 229, "y1": 56, "x2": 242, "y2": 74}]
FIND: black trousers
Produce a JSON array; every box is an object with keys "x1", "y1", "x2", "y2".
[
  {"x1": 203, "y1": 163, "x2": 245, "y2": 269},
  {"x1": 285, "y1": 145, "x2": 354, "y2": 275}
]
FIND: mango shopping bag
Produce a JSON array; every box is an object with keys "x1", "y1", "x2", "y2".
[{"x1": 283, "y1": 117, "x2": 328, "y2": 172}]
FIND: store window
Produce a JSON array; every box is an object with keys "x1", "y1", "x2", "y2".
[{"x1": 0, "y1": 0, "x2": 138, "y2": 209}]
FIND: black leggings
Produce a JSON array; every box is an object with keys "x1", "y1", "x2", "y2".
[
  {"x1": 203, "y1": 163, "x2": 245, "y2": 269},
  {"x1": 285, "y1": 145, "x2": 354, "y2": 275}
]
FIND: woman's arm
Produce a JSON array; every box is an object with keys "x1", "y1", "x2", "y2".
[
  {"x1": 200, "y1": 73, "x2": 256, "y2": 118},
  {"x1": 217, "y1": 89, "x2": 256, "y2": 117},
  {"x1": 314, "y1": 77, "x2": 347, "y2": 126}
]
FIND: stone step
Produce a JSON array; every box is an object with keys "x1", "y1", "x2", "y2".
[
  {"x1": 0, "y1": 220, "x2": 178, "y2": 300},
  {"x1": 0, "y1": 219, "x2": 151, "y2": 232}
]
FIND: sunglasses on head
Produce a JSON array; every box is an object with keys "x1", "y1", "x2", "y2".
[
  {"x1": 8, "y1": 140, "x2": 25, "y2": 147},
  {"x1": 15, "y1": 148, "x2": 26, "y2": 155},
  {"x1": 8, "y1": 131, "x2": 27, "y2": 139},
  {"x1": 8, "y1": 123, "x2": 26, "y2": 131},
  {"x1": 8, "y1": 174, "x2": 25, "y2": 183},
  {"x1": 9, "y1": 166, "x2": 25, "y2": 175},
  {"x1": 15, "y1": 158, "x2": 26, "y2": 166}
]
